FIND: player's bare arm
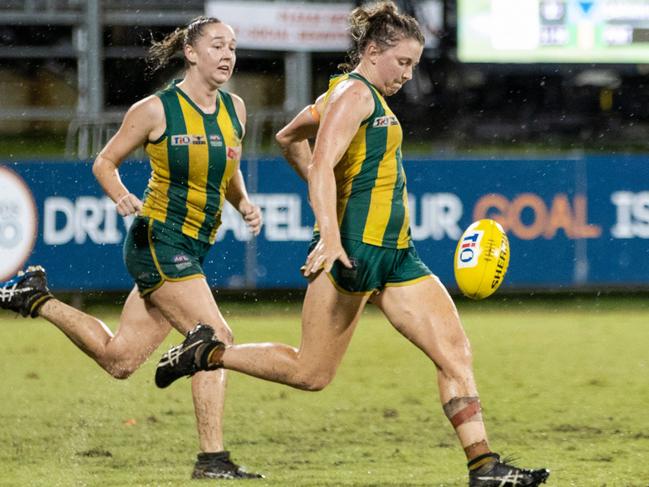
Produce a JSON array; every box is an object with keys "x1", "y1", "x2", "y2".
[
  {"x1": 303, "y1": 80, "x2": 373, "y2": 276},
  {"x1": 92, "y1": 96, "x2": 165, "y2": 216},
  {"x1": 226, "y1": 166, "x2": 262, "y2": 236},
  {"x1": 224, "y1": 94, "x2": 262, "y2": 235},
  {"x1": 275, "y1": 93, "x2": 326, "y2": 181}
]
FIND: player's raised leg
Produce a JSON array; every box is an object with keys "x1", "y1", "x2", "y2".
[
  {"x1": 155, "y1": 272, "x2": 369, "y2": 391},
  {"x1": 222, "y1": 272, "x2": 369, "y2": 389},
  {"x1": 373, "y1": 276, "x2": 549, "y2": 487},
  {"x1": 39, "y1": 287, "x2": 171, "y2": 378},
  {"x1": 0, "y1": 266, "x2": 170, "y2": 378}
]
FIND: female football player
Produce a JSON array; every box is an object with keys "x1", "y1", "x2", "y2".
[
  {"x1": 155, "y1": 3, "x2": 549, "y2": 485},
  {"x1": 0, "y1": 17, "x2": 262, "y2": 479}
]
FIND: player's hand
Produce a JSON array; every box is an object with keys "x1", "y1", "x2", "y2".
[
  {"x1": 302, "y1": 237, "x2": 352, "y2": 277},
  {"x1": 115, "y1": 193, "x2": 143, "y2": 216},
  {"x1": 239, "y1": 200, "x2": 262, "y2": 236}
]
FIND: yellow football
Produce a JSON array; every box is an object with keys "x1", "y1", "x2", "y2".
[{"x1": 454, "y1": 219, "x2": 510, "y2": 300}]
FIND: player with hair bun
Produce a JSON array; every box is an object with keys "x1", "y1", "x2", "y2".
[{"x1": 156, "y1": 3, "x2": 550, "y2": 485}]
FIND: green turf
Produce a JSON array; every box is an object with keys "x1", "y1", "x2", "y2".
[{"x1": 1, "y1": 297, "x2": 648, "y2": 486}]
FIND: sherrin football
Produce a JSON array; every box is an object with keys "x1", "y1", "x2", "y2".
[{"x1": 454, "y1": 219, "x2": 510, "y2": 300}]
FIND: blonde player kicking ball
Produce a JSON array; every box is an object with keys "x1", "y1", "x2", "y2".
[
  {"x1": 153, "y1": 3, "x2": 550, "y2": 486},
  {"x1": 0, "y1": 17, "x2": 263, "y2": 480}
]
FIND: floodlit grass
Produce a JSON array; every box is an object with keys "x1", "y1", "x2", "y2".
[{"x1": 1, "y1": 296, "x2": 649, "y2": 486}]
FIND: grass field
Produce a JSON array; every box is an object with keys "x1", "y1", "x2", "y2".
[{"x1": 1, "y1": 296, "x2": 649, "y2": 486}]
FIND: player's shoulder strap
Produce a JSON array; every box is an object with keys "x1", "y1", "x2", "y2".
[
  {"x1": 347, "y1": 72, "x2": 384, "y2": 124},
  {"x1": 152, "y1": 80, "x2": 186, "y2": 138},
  {"x1": 323, "y1": 72, "x2": 382, "y2": 125},
  {"x1": 217, "y1": 89, "x2": 243, "y2": 140}
]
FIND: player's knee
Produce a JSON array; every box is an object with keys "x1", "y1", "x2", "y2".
[
  {"x1": 296, "y1": 370, "x2": 335, "y2": 391},
  {"x1": 100, "y1": 355, "x2": 141, "y2": 379},
  {"x1": 299, "y1": 377, "x2": 330, "y2": 392},
  {"x1": 106, "y1": 363, "x2": 137, "y2": 380},
  {"x1": 216, "y1": 325, "x2": 234, "y2": 346}
]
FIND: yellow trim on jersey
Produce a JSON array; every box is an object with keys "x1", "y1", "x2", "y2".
[{"x1": 143, "y1": 137, "x2": 171, "y2": 222}]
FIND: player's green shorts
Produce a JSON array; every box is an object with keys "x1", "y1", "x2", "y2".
[
  {"x1": 124, "y1": 216, "x2": 210, "y2": 296},
  {"x1": 308, "y1": 235, "x2": 433, "y2": 295}
]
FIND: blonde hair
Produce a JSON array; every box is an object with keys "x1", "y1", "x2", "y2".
[{"x1": 339, "y1": 1, "x2": 424, "y2": 73}]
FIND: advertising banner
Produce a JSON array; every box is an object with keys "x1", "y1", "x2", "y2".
[
  {"x1": 206, "y1": 1, "x2": 442, "y2": 51},
  {"x1": 207, "y1": 2, "x2": 351, "y2": 52},
  {"x1": 3, "y1": 156, "x2": 649, "y2": 292}
]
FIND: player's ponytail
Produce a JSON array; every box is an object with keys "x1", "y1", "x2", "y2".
[
  {"x1": 339, "y1": 0, "x2": 424, "y2": 72},
  {"x1": 148, "y1": 16, "x2": 221, "y2": 73}
]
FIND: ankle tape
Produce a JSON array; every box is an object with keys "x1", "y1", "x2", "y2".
[
  {"x1": 443, "y1": 396, "x2": 483, "y2": 428},
  {"x1": 468, "y1": 452, "x2": 499, "y2": 470},
  {"x1": 199, "y1": 342, "x2": 224, "y2": 369},
  {"x1": 29, "y1": 293, "x2": 53, "y2": 318}
]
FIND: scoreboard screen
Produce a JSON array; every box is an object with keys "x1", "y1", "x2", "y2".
[{"x1": 458, "y1": 0, "x2": 649, "y2": 63}]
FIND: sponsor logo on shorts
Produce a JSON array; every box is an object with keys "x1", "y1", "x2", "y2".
[
  {"x1": 456, "y1": 231, "x2": 483, "y2": 269},
  {"x1": 173, "y1": 254, "x2": 189, "y2": 263},
  {"x1": 372, "y1": 115, "x2": 399, "y2": 128},
  {"x1": 171, "y1": 135, "x2": 207, "y2": 146},
  {"x1": 173, "y1": 253, "x2": 193, "y2": 271}
]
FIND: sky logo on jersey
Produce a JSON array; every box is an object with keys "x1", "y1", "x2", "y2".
[
  {"x1": 373, "y1": 115, "x2": 399, "y2": 128},
  {"x1": 171, "y1": 135, "x2": 207, "y2": 146},
  {"x1": 456, "y1": 230, "x2": 483, "y2": 269}
]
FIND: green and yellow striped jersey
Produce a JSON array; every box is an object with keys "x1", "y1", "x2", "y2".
[
  {"x1": 141, "y1": 81, "x2": 242, "y2": 244},
  {"x1": 326, "y1": 72, "x2": 411, "y2": 249}
]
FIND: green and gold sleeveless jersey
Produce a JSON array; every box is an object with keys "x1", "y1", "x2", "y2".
[
  {"x1": 141, "y1": 82, "x2": 242, "y2": 244},
  {"x1": 325, "y1": 72, "x2": 411, "y2": 249}
]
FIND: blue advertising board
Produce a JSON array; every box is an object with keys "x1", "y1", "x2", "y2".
[{"x1": 2, "y1": 155, "x2": 648, "y2": 292}]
